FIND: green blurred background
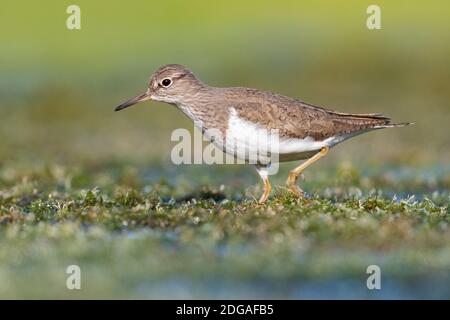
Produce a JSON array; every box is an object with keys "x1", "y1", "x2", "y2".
[
  {"x1": 0, "y1": 0, "x2": 449, "y2": 299},
  {"x1": 1, "y1": 0, "x2": 449, "y2": 167}
]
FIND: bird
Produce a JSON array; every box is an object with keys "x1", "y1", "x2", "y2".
[{"x1": 115, "y1": 64, "x2": 411, "y2": 203}]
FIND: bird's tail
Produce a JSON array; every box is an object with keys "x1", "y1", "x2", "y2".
[
  {"x1": 375, "y1": 121, "x2": 414, "y2": 128},
  {"x1": 329, "y1": 111, "x2": 413, "y2": 133}
]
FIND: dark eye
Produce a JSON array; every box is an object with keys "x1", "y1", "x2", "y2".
[{"x1": 161, "y1": 78, "x2": 172, "y2": 87}]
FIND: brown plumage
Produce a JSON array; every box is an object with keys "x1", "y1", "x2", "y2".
[
  {"x1": 223, "y1": 87, "x2": 406, "y2": 141},
  {"x1": 117, "y1": 64, "x2": 409, "y2": 140},
  {"x1": 115, "y1": 64, "x2": 411, "y2": 203}
]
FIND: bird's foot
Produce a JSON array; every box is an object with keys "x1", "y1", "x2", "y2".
[
  {"x1": 286, "y1": 173, "x2": 305, "y2": 198},
  {"x1": 288, "y1": 185, "x2": 305, "y2": 198}
]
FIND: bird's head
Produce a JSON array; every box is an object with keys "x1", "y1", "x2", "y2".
[{"x1": 115, "y1": 64, "x2": 203, "y2": 111}]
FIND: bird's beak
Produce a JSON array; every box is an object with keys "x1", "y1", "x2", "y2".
[{"x1": 114, "y1": 91, "x2": 152, "y2": 111}]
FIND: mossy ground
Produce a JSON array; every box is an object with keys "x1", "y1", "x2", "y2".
[
  {"x1": 0, "y1": 163, "x2": 448, "y2": 299},
  {"x1": 1, "y1": 0, "x2": 450, "y2": 299}
]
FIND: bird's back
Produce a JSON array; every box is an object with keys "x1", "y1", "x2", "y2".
[{"x1": 220, "y1": 87, "x2": 402, "y2": 141}]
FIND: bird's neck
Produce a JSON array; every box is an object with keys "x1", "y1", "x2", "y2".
[{"x1": 175, "y1": 86, "x2": 217, "y2": 127}]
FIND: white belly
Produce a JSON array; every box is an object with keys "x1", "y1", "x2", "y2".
[{"x1": 221, "y1": 107, "x2": 351, "y2": 163}]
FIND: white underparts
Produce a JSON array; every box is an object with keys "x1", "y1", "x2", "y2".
[{"x1": 224, "y1": 107, "x2": 364, "y2": 162}]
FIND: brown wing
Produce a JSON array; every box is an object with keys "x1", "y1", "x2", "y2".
[{"x1": 229, "y1": 88, "x2": 393, "y2": 140}]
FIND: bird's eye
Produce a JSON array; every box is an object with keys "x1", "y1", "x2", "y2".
[{"x1": 161, "y1": 78, "x2": 172, "y2": 87}]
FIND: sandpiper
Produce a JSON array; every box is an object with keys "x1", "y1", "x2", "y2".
[{"x1": 115, "y1": 64, "x2": 411, "y2": 203}]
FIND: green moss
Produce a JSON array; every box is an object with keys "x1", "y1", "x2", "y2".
[{"x1": 0, "y1": 164, "x2": 448, "y2": 298}]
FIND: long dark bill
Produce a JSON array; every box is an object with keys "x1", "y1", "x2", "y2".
[{"x1": 114, "y1": 92, "x2": 152, "y2": 111}]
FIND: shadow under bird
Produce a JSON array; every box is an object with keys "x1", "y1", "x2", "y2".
[{"x1": 115, "y1": 64, "x2": 411, "y2": 203}]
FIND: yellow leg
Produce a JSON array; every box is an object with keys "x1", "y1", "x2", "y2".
[
  {"x1": 259, "y1": 177, "x2": 272, "y2": 203},
  {"x1": 255, "y1": 165, "x2": 272, "y2": 203},
  {"x1": 286, "y1": 146, "x2": 329, "y2": 197}
]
